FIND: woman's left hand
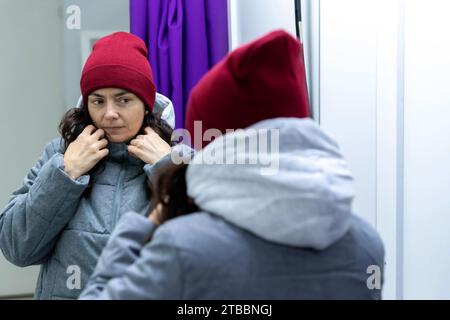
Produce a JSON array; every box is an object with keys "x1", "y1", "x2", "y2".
[{"x1": 128, "y1": 127, "x2": 171, "y2": 165}]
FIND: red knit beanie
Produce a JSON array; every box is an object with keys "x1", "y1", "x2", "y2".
[
  {"x1": 80, "y1": 32, "x2": 156, "y2": 110},
  {"x1": 185, "y1": 30, "x2": 310, "y2": 148}
]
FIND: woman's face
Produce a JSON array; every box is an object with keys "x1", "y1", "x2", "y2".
[{"x1": 87, "y1": 88, "x2": 146, "y2": 143}]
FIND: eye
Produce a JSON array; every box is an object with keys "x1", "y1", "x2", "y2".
[
  {"x1": 117, "y1": 97, "x2": 134, "y2": 105},
  {"x1": 91, "y1": 100, "x2": 103, "y2": 106}
]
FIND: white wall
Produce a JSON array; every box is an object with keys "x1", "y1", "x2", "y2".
[
  {"x1": 228, "y1": 0, "x2": 297, "y2": 50},
  {"x1": 0, "y1": 0, "x2": 64, "y2": 297},
  {"x1": 318, "y1": 0, "x2": 450, "y2": 299},
  {"x1": 403, "y1": 0, "x2": 450, "y2": 299},
  {"x1": 320, "y1": 0, "x2": 378, "y2": 227}
]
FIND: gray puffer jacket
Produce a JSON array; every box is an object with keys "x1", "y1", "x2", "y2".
[
  {"x1": 79, "y1": 118, "x2": 385, "y2": 300},
  {"x1": 0, "y1": 96, "x2": 175, "y2": 300}
]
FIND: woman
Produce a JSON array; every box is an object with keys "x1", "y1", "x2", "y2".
[
  {"x1": 0, "y1": 32, "x2": 176, "y2": 299},
  {"x1": 79, "y1": 30, "x2": 384, "y2": 300}
]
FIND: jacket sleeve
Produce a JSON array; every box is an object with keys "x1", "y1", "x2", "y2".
[
  {"x1": 0, "y1": 140, "x2": 90, "y2": 267},
  {"x1": 79, "y1": 212, "x2": 183, "y2": 300}
]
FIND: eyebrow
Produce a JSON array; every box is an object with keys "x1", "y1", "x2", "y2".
[{"x1": 89, "y1": 91, "x2": 131, "y2": 98}]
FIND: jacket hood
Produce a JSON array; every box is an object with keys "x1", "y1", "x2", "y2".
[
  {"x1": 186, "y1": 118, "x2": 355, "y2": 250},
  {"x1": 152, "y1": 93, "x2": 175, "y2": 129}
]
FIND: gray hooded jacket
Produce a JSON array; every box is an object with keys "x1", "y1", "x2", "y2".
[
  {"x1": 79, "y1": 118, "x2": 384, "y2": 300},
  {"x1": 0, "y1": 94, "x2": 175, "y2": 299}
]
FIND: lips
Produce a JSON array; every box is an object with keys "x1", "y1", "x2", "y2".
[{"x1": 104, "y1": 127, "x2": 125, "y2": 134}]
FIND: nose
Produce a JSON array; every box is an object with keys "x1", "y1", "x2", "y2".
[{"x1": 104, "y1": 101, "x2": 119, "y2": 121}]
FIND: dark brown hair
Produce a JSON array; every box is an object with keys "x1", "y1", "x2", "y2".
[{"x1": 152, "y1": 162, "x2": 199, "y2": 224}]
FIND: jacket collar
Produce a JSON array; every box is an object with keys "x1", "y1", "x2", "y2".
[{"x1": 107, "y1": 142, "x2": 144, "y2": 167}]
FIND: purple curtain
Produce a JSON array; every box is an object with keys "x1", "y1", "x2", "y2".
[{"x1": 130, "y1": 0, "x2": 229, "y2": 129}]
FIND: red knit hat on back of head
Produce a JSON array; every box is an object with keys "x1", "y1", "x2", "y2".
[
  {"x1": 185, "y1": 29, "x2": 310, "y2": 148},
  {"x1": 80, "y1": 32, "x2": 156, "y2": 111}
]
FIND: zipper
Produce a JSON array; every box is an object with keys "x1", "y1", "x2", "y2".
[{"x1": 111, "y1": 155, "x2": 128, "y2": 229}]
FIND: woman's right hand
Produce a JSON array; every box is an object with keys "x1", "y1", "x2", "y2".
[
  {"x1": 148, "y1": 203, "x2": 163, "y2": 226},
  {"x1": 63, "y1": 125, "x2": 109, "y2": 180}
]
